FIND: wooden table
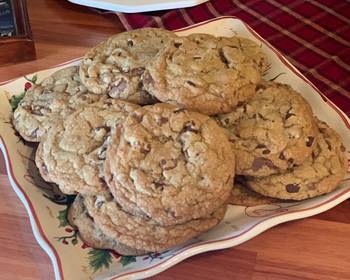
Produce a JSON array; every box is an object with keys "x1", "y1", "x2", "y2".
[{"x1": 1, "y1": 1, "x2": 350, "y2": 279}]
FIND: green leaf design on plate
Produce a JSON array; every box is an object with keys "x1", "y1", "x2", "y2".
[
  {"x1": 88, "y1": 249, "x2": 112, "y2": 273},
  {"x1": 120, "y1": 256, "x2": 136, "y2": 267},
  {"x1": 31, "y1": 74, "x2": 38, "y2": 84},
  {"x1": 57, "y1": 208, "x2": 68, "y2": 227},
  {"x1": 9, "y1": 92, "x2": 25, "y2": 111},
  {"x1": 71, "y1": 238, "x2": 78, "y2": 245}
]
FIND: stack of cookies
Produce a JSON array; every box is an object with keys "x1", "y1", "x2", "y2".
[{"x1": 11, "y1": 28, "x2": 347, "y2": 255}]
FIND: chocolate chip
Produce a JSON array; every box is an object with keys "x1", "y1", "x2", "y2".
[
  {"x1": 109, "y1": 78, "x2": 127, "y2": 97},
  {"x1": 96, "y1": 200, "x2": 104, "y2": 208},
  {"x1": 157, "y1": 117, "x2": 168, "y2": 126},
  {"x1": 154, "y1": 181, "x2": 164, "y2": 191},
  {"x1": 142, "y1": 71, "x2": 154, "y2": 86},
  {"x1": 219, "y1": 49, "x2": 229, "y2": 67},
  {"x1": 279, "y1": 153, "x2": 286, "y2": 160},
  {"x1": 306, "y1": 136, "x2": 314, "y2": 147},
  {"x1": 325, "y1": 139, "x2": 332, "y2": 150},
  {"x1": 193, "y1": 56, "x2": 201, "y2": 60},
  {"x1": 256, "y1": 83, "x2": 266, "y2": 92},
  {"x1": 256, "y1": 144, "x2": 266, "y2": 149},
  {"x1": 341, "y1": 145, "x2": 346, "y2": 152},
  {"x1": 286, "y1": 184, "x2": 300, "y2": 193},
  {"x1": 186, "y1": 81, "x2": 197, "y2": 87},
  {"x1": 183, "y1": 121, "x2": 199, "y2": 133},
  {"x1": 174, "y1": 108, "x2": 186, "y2": 114},
  {"x1": 132, "y1": 112, "x2": 143, "y2": 123},
  {"x1": 127, "y1": 40, "x2": 134, "y2": 47},
  {"x1": 160, "y1": 159, "x2": 178, "y2": 170},
  {"x1": 174, "y1": 42, "x2": 182, "y2": 48},
  {"x1": 287, "y1": 158, "x2": 294, "y2": 165},
  {"x1": 140, "y1": 143, "x2": 151, "y2": 154},
  {"x1": 262, "y1": 149, "x2": 271, "y2": 154},
  {"x1": 285, "y1": 108, "x2": 295, "y2": 120},
  {"x1": 129, "y1": 67, "x2": 145, "y2": 76},
  {"x1": 251, "y1": 157, "x2": 277, "y2": 171}
]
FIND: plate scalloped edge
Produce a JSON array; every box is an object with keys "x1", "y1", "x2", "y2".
[{"x1": 0, "y1": 16, "x2": 350, "y2": 280}]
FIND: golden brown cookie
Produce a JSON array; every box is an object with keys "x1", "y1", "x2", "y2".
[
  {"x1": 84, "y1": 194, "x2": 226, "y2": 252},
  {"x1": 68, "y1": 195, "x2": 147, "y2": 256},
  {"x1": 142, "y1": 35, "x2": 261, "y2": 115},
  {"x1": 12, "y1": 66, "x2": 102, "y2": 142},
  {"x1": 245, "y1": 119, "x2": 347, "y2": 200},
  {"x1": 104, "y1": 103, "x2": 235, "y2": 226},
  {"x1": 36, "y1": 99, "x2": 139, "y2": 195},
  {"x1": 217, "y1": 82, "x2": 318, "y2": 177},
  {"x1": 79, "y1": 28, "x2": 176, "y2": 105}
]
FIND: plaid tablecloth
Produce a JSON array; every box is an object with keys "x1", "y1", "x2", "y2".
[{"x1": 116, "y1": 0, "x2": 350, "y2": 116}]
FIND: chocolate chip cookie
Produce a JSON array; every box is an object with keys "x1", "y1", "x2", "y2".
[
  {"x1": 12, "y1": 66, "x2": 102, "y2": 142},
  {"x1": 68, "y1": 195, "x2": 147, "y2": 255},
  {"x1": 36, "y1": 99, "x2": 139, "y2": 195},
  {"x1": 104, "y1": 103, "x2": 235, "y2": 226},
  {"x1": 217, "y1": 82, "x2": 318, "y2": 177},
  {"x1": 142, "y1": 35, "x2": 261, "y2": 115},
  {"x1": 84, "y1": 194, "x2": 226, "y2": 252},
  {"x1": 245, "y1": 119, "x2": 348, "y2": 200},
  {"x1": 230, "y1": 178, "x2": 281, "y2": 206},
  {"x1": 79, "y1": 28, "x2": 176, "y2": 105}
]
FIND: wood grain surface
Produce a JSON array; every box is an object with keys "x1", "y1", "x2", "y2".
[{"x1": 0, "y1": 1, "x2": 350, "y2": 279}]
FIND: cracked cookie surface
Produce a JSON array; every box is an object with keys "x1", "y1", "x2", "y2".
[
  {"x1": 245, "y1": 119, "x2": 347, "y2": 200},
  {"x1": 36, "y1": 99, "x2": 139, "y2": 195},
  {"x1": 217, "y1": 82, "x2": 318, "y2": 177},
  {"x1": 104, "y1": 103, "x2": 235, "y2": 226},
  {"x1": 68, "y1": 195, "x2": 147, "y2": 255},
  {"x1": 12, "y1": 66, "x2": 103, "y2": 142},
  {"x1": 84, "y1": 194, "x2": 226, "y2": 252},
  {"x1": 142, "y1": 34, "x2": 261, "y2": 115},
  {"x1": 79, "y1": 28, "x2": 176, "y2": 105}
]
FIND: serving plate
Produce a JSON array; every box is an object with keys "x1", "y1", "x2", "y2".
[
  {"x1": 1, "y1": 17, "x2": 350, "y2": 280},
  {"x1": 67, "y1": 0, "x2": 209, "y2": 13}
]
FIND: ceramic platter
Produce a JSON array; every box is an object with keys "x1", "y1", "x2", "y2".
[
  {"x1": 67, "y1": 0, "x2": 209, "y2": 13},
  {"x1": 1, "y1": 17, "x2": 350, "y2": 280}
]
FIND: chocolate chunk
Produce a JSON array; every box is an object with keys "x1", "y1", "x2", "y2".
[
  {"x1": 256, "y1": 144, "x2": 266, "y2": 149},
  {"x1": 140, "y1": 143, "x2": 151, "y2": 154},
  {"x1": 157, "y1": 117, "x2": 168, "y2": 126},
  {"x1": 131, "y1": 112, "x2": 143, "y2": 123},
  {"x1": 174, "y1": 42, "x2": 182, "y2": 48},
  {"x1": 183, "y1": 121, "x2": 199, "y2": 133},
  {"x1": 341, "y1": 145, "x2": 346, "y2": 152},
  {"x1": 186, "y1": 81, "x2": 197, "y2": 87},
  {"x1": 129, "y1": 67, "x2": 145, "y2": 76},
  {"x1": 306, "y1": 136, "x2": 314, "y2": 147},
  {"x1": 109, "y1": 79, "x2": 127, "y2": 97},
  {"x1": 286, "y1": 184, "x2": 300, "y2": 193},
  {"x1": 251, "y1": 157, "x2": 277, "y2": 171},
  {"x1": 193, "y1": 56, "x2": 202, "y2": 60},
  {"x1": 95, "y1": 200, "x2": 104, "y2": 208},
  {"x1": 219, "y1": 49, "x2": 229, "y2": 67},
  {"x1": 154, "y1": 181, "x2": 164, "y2": 191},
  {"x1": 127, "y1": 40, "x2": 134, "y2": 47},
  {"x1": 285, "y1": 108, "x2": 295, "y2": 120},
  {"x1": 160, "y1": 159, "x2": 178, "y2": 170},
  {"x1": 279, "y1": 153, "x2": 286, "y2": 160},
  {"x1": 256, "y1": 83, "x2": 266, "y2": 92},
  {"x1": 142, "y1": 71, "x2": 155, "y2": 86},
  {"x1": 311, "y1": 151, "x2": 317, "y2": 160},
  {"x1": 262, "y1": 149, "x2": 271, "y2": 154},
  {"x1": 173, "y1": 108, "x2": 186, "y2": 114}
]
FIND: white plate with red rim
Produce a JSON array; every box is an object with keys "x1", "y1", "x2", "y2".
[
  {"x1": 0, "y1": 16, "x2": 350, "y2": 280},
  {"x1": 67, "y1": 0, "x2": 209, "y2": 13}
]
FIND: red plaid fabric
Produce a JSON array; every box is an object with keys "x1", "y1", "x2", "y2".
[{"x1": 116, "y1": 0, "x2": 350, "y2": 116}]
